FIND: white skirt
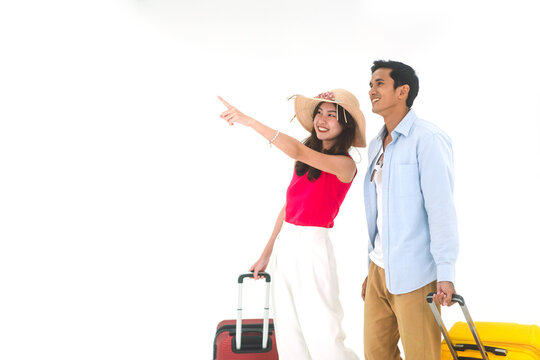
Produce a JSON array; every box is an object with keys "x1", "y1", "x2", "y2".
[{"x1": 269, "y1": 222, "x2": 359, "y2": 360}]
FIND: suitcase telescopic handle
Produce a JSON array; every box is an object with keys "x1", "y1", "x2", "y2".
[
  {"x1": 238, "y1": 272, "x2": 271, "y2": 283},
  {"x1": 426, "y1": 293, "x2": 491, "y2": 360},
  {"x1": 236, "y1": 272, "x2": 271, "y2": 352}
]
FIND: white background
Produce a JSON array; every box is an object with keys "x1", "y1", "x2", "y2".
[{"x1": 1, "y1": 0, "x2": 539, "y2": 359}]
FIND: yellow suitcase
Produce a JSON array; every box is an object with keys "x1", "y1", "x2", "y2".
[{"x1": 426, "y1": 293, "x2": 540, "y2": 359}]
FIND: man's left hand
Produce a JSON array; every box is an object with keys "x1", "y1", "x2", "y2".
[{"x1": 435, "y1": 281, "x2": 456, "y2": 306}]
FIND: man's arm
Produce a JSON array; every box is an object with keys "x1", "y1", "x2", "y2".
[{"x1": 418, "y1": 132, "x2": 459, "y2": 305}]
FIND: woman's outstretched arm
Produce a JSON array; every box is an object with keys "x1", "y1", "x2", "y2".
[{"x1": 218, "y1": 96, "x2": 356, "y2": 183}]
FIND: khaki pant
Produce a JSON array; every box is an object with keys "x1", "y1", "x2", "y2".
[{"x1": 364, "y1": 263, "x2": 441, "y2": 360}]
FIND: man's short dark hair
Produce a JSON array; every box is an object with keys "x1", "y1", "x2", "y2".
[{"x1": 371, "y1": 60, "x2": 419, "y2": 108}]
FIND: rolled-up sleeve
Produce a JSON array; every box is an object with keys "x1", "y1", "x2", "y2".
[{"x1": 417, "y1": 133, "x2": 459, "y2": 283}]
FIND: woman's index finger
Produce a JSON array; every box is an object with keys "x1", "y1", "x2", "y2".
[{"x1": 217, "y1": 96, "x2": 233, "y2": 109}]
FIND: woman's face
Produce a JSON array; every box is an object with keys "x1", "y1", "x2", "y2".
[{"x1": 313, "y1": 102, "x2": 343, "y2": 146}]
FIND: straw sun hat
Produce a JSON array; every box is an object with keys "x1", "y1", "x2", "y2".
[{"x1": 291, "y1": 89, "x2": 366, "y2": 148}]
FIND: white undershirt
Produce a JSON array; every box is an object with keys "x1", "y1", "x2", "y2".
[{"x1": 369, "y1": 147, "x2": 385, "y2": 268}]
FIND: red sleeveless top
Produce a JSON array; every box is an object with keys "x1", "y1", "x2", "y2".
[{"x1": 285, "y1": 167, "x2": 354, "y2": 228}]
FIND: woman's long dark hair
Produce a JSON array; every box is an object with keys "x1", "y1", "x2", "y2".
[{"x1": 295, "y1": 102, "x2": 358, "y2": 181}]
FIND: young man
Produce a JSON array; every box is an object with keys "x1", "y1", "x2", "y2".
[{"x1": 362, "y1": 60, "x2": 459, "y2": 359}]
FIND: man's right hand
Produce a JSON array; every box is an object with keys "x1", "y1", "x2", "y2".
[{"x1": 362, "y1": 276, "x2": 368, "y2": 301}]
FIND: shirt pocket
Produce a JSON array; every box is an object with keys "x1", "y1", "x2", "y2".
[{"x1": 396, "y1": 163, "x2": 421, "y2": 197}]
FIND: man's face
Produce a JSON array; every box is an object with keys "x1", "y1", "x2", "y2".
[{"x1": 369, "y1": 68, "x2": 403, "y2": 116}]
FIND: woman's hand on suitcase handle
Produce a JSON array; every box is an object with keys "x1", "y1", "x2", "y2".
[
  {"x1": 250, "y1": 255, "x2": 270, "y2": 280},
  {"x1": 435, "y1": 281, "x2": 456, "y2": 306}
]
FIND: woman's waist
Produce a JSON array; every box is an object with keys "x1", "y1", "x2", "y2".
[{"x1": 282, "y1": 221, "x2": 331, "y2": 235}]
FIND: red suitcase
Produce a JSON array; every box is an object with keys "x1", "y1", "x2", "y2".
[{"x1": 213, "y1": 272, "x2": 278, "y2": 360}]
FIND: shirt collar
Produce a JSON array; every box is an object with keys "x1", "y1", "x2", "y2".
[
  {"x1": 376, "y1": 109, "x2": 417, "y2": 141},
  {"x1": 376, "y1": 126, "x2": 387, "y2": 141},
  {"x1": 393, "y1": 109, "x2": 417, "y2": 137}
]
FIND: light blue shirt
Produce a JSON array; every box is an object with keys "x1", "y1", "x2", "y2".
[{"x1": 363, "y1": 110, "x2": 459, "y2": 294}]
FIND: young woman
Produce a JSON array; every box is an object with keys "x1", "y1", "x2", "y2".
[{"x1": 218, "y1": 89, "x2": 366, "y2": 360}]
